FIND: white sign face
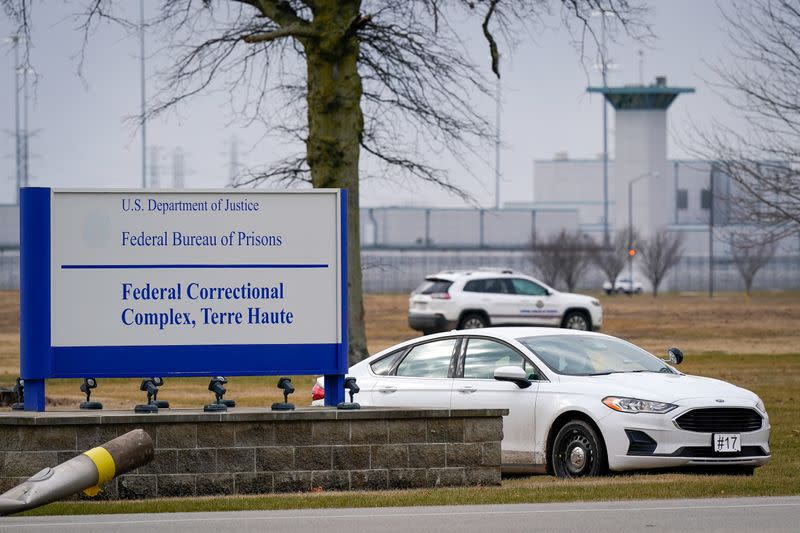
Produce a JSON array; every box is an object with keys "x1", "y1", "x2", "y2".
[{"x1": 50, "y1": 190, "x2": 342, "y2": 347}]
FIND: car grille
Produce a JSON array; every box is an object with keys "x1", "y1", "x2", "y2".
[{"x1": 674, "y1": 408, "x2": 763, "y2": 433}]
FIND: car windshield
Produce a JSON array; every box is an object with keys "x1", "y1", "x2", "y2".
[{"x1": 517, "y1": 334, "x2": 672, "y2": 376}]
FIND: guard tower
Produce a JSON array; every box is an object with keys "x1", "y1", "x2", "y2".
[{"x1": 588, "y1": 77, "x2": 694, "y2": 237}]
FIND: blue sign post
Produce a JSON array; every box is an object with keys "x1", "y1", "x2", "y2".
[{"x1": 20, "y1": 188, "x2": 348, "y2": 410}]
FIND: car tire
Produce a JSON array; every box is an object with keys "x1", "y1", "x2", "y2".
[
  {"x1": 635, "y1": 287, "x2": 643, "y2": 294},
  {"x1": 604, "y1": 289, "x2": 612, "y2": 295},
  {"x1": 458, "y1": 313, "x2": 488, "y2": 329},
  {"x1": 551, "y1": 420, "x2": 607, "y2": 479},
  {"x1": 562, "y1": 311, "x2": 590, "y2": 331}
]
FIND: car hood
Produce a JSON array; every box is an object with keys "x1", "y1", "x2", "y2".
[
  {"x1": 568, "y1": 372, "x2": 758, "y2": 404},
  {"x1": 556, "y1": 291, "x2": 597, "y2": 305}
]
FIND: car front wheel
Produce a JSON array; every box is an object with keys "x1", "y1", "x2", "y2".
[
  {"x1": 458, "y1": 313, "x2": 488, "y2": 329},
  {"x1": 551, "y1": 420, "x2": 607, "y2": 478},
  {"x1": 562, "y1": 311, "x2": 590, "y2": 330}
]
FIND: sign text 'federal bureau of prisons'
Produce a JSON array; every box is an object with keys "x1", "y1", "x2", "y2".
[{"x1": 20, "y1": 188, "x2": 348, "y2": 410}]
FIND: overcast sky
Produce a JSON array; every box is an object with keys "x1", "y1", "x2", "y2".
[{"x1": 0, "y1": 1, "x2": 738, "y2": 208}]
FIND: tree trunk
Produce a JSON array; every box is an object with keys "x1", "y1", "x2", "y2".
[{"x1": 305, "y1": 1, "x2": 368, "y2": 365}]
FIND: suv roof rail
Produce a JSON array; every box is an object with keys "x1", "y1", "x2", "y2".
[
  {"x1": 475, "y1": 266, "x2": 518, "y2": 274},
  {"x1": 430, "y1": 267, "x2": 521, "y2": 277}
]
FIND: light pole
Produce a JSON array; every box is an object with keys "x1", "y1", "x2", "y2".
[
  {"x1": 593, "y1": 9, "x2": 615, "y2": 246},
  {"x1": 627, "y1": 171, "x2": 659, "y2": 282},
  {"x1": 10, "y1": 34, "x2": 21, "y2": 203},
  {"x1": 708, "y1": 164, "x2": 715, "y2": 298},
  {"x1": 494, "y1": 73, "x2": 501, "y2": 210}
]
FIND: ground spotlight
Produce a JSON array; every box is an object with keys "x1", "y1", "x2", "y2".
[
  {"x1": 337, "y1": 377, "x2": 361, "y2": 410},
  {"x1": 150, "y1": 376, "x2": 169, "y2": 408},
  {"x1": 11, "y1": 377, "x2": 24, "y2": 411},
  {"x1": 134, "y1": 377, "x2": 164, "y2": 414},
  {"x1": 79, "y1": 378, "x2": 102, "y2": 410},
  {"x1": 204, "y1": 376, "x2": 230, "y2": 412},
  {"x1": 271, "y1": 377, "x2": 295, "y2": 411}
]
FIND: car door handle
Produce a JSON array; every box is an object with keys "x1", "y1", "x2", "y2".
[
  {"x1": 378, "y1": 386, "x2": 396, "y2": 394},
  {"x1": 457, "y1": 386, "x2": 477, "y2": 394}
]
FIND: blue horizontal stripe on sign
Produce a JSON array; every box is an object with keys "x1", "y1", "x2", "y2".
[
  {"x1": 61, "y1": 264, "x2": 329, "y2": 270},
  {"x1": 45, "y1": 343, "x2": 345, "y2": 378}
]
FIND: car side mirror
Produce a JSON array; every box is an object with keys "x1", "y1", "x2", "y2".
[
  {"x1": 667, "y1": 347, "x2": 684, "y2": 365},
  {"x1": 494, "y1": 366, "x2": 532, "y2": 389}
]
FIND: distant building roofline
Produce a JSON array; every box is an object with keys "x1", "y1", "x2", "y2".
[{"x1": 587, "y1": 78, "x2": 695, "y2": 110}]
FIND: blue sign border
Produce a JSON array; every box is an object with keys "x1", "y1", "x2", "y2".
[{"x1": 19, "y1": 187, "x2": 348, "y2": 410}]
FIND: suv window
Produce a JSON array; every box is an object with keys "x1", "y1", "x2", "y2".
[
  {"x1": 370, "y1": 348, "x2": 406, "y2": 376},
  {"x1": 463, "y1": 279, "x2": 485, "y2": 292},
  {"x1": 510, "y1": 278, "x2": 548, "y2": 296},
  {"x1": 414, "y1": 279, "x2": 453, "y2": 295},
  {"x1": 486, "y1": 278, "x2": 512, "y2": 294},
  {"x1": 463, "y1": 338, "x2": 527, "y2": 379},
  {"x1": 395, "y1": 339, "x2": 457, "y2": 378}
]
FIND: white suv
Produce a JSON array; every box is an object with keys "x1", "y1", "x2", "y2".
[
  {"x1": 407, "y1": 269, "x2": 603, "y2": 333},
  {"x1": 602, "y1": 277, "x2": 644, "y2": 295}
]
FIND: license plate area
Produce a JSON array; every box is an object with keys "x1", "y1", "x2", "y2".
[{"x1": 712, "y1": 433, "x2": 742, "y2": 453}]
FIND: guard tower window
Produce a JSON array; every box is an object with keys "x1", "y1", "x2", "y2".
[
  {"x1": 700, "y1": 189, "x2": 712, "y2": 210},
  {"x1": 676, "y1": 189, "x2": 688, "y2": 210}
]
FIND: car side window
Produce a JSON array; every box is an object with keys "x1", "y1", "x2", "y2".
[
  {"x1": 395, "y1": 339, "x2": 458, "y2": 378},
  {"x1": 370, "y1": 348, "x2": 407, "y2": 376},
  {"x1": 463, "y1": 279, "x2": 486, "y2": 292},
  {"x1": 463, "y1": 338, "x2": 527, "y2": 379},
  {"x1": 484, "y1": 278, "x2": 512, "y2": 294},
  {"x1": 510, "y1": 278, "x2": 548, "y2": 296}
]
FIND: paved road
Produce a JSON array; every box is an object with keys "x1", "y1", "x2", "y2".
[{"x1": 1, "y1": 496, "x2": 798, "y2": 532}]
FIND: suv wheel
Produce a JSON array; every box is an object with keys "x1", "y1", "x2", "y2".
[
  {"x1": 458, "y1": 313, "x2": 488, "y2": 329},
  {"x1": 551, "y1": 420, "x2": 607, "y2": 478},
  {"x1": 562, "y1": 311, "x2": 590, "y2": 330}
]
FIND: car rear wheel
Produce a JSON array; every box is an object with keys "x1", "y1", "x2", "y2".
[
  {"x1": 562, "y1": 311, "x2": 590, "y2": 330},
  {"x1": 551, "y1": 420, "x2": 607, "y2": 478},
  {"x1": 458, "y1": 313, "x2": 488, "y2": 329}
]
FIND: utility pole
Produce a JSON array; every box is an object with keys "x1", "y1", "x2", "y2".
[
  {"x1": 21, "y1": 46, "x2": 30, "y2": 188},
  {"x1": 139, "y1": 0, "x2": 147, "y2": 189}
]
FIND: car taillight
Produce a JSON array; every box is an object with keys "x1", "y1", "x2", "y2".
[
  {"x1": 312, "y1": 383, "x2": 325, "y2": 401},
  {"x1": 429, "y1": 292, "x2": 451, "y2": 299}
]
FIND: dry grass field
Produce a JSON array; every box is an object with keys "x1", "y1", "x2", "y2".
[
  {"x1": 2, "y1": 289, "x2": 799, "y2": 514},
  {"x1": 0, "y1": 289, "x2": 799, "y2": 409}
]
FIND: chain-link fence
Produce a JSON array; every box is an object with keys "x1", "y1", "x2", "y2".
[
  {"x1": 0, "y1": 250, "x2": 19, "y2": 290},
  {"x1": 362, "y1": 250, "x2": 800, "y2": 294}
]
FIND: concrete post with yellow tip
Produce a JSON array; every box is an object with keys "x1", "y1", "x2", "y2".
[{"x1": 0, "y1": 429, "x2": 153, "y2": 516}]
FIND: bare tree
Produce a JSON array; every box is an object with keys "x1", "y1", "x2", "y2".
[
  {"x1": 637, "y1": 229, "x2": 684, "y2": 297},
  {"x1": 532, "y1": 230, "x2": 592, "y2": 292},
  {"x1": 591, "y1": 229, "x2": 635, "y2": 287},
  {"x1": 530, "y1": 234, "x2": 562, "y2": 289},
  {"x1": 730, "y1": 234, "x2": 777, "y2": 298},
  {"x1": 3, "y1": 0, "x2": 648, "y2": 364},
  {"x1": 697, "y1": 0, "x2": 800, "y2": 239}
]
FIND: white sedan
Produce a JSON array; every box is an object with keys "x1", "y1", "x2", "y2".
[{"x1": 314, "y1": 328, "x2": 771, "y2": 478}]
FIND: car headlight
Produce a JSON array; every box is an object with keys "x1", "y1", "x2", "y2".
[
  {"x1": 602, "y1": 396, "x2": 677, "y2": 414},
  {"x1": 755, "y1": 397, "x2": 767, "y2": 414},
  {"x1": 590, "y1": 298, "x2": 601, "y2": 307}
]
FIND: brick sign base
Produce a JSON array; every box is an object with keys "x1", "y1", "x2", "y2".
[{"x1": 0, "y1": 408, "x2": 505, "y2": 499}]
